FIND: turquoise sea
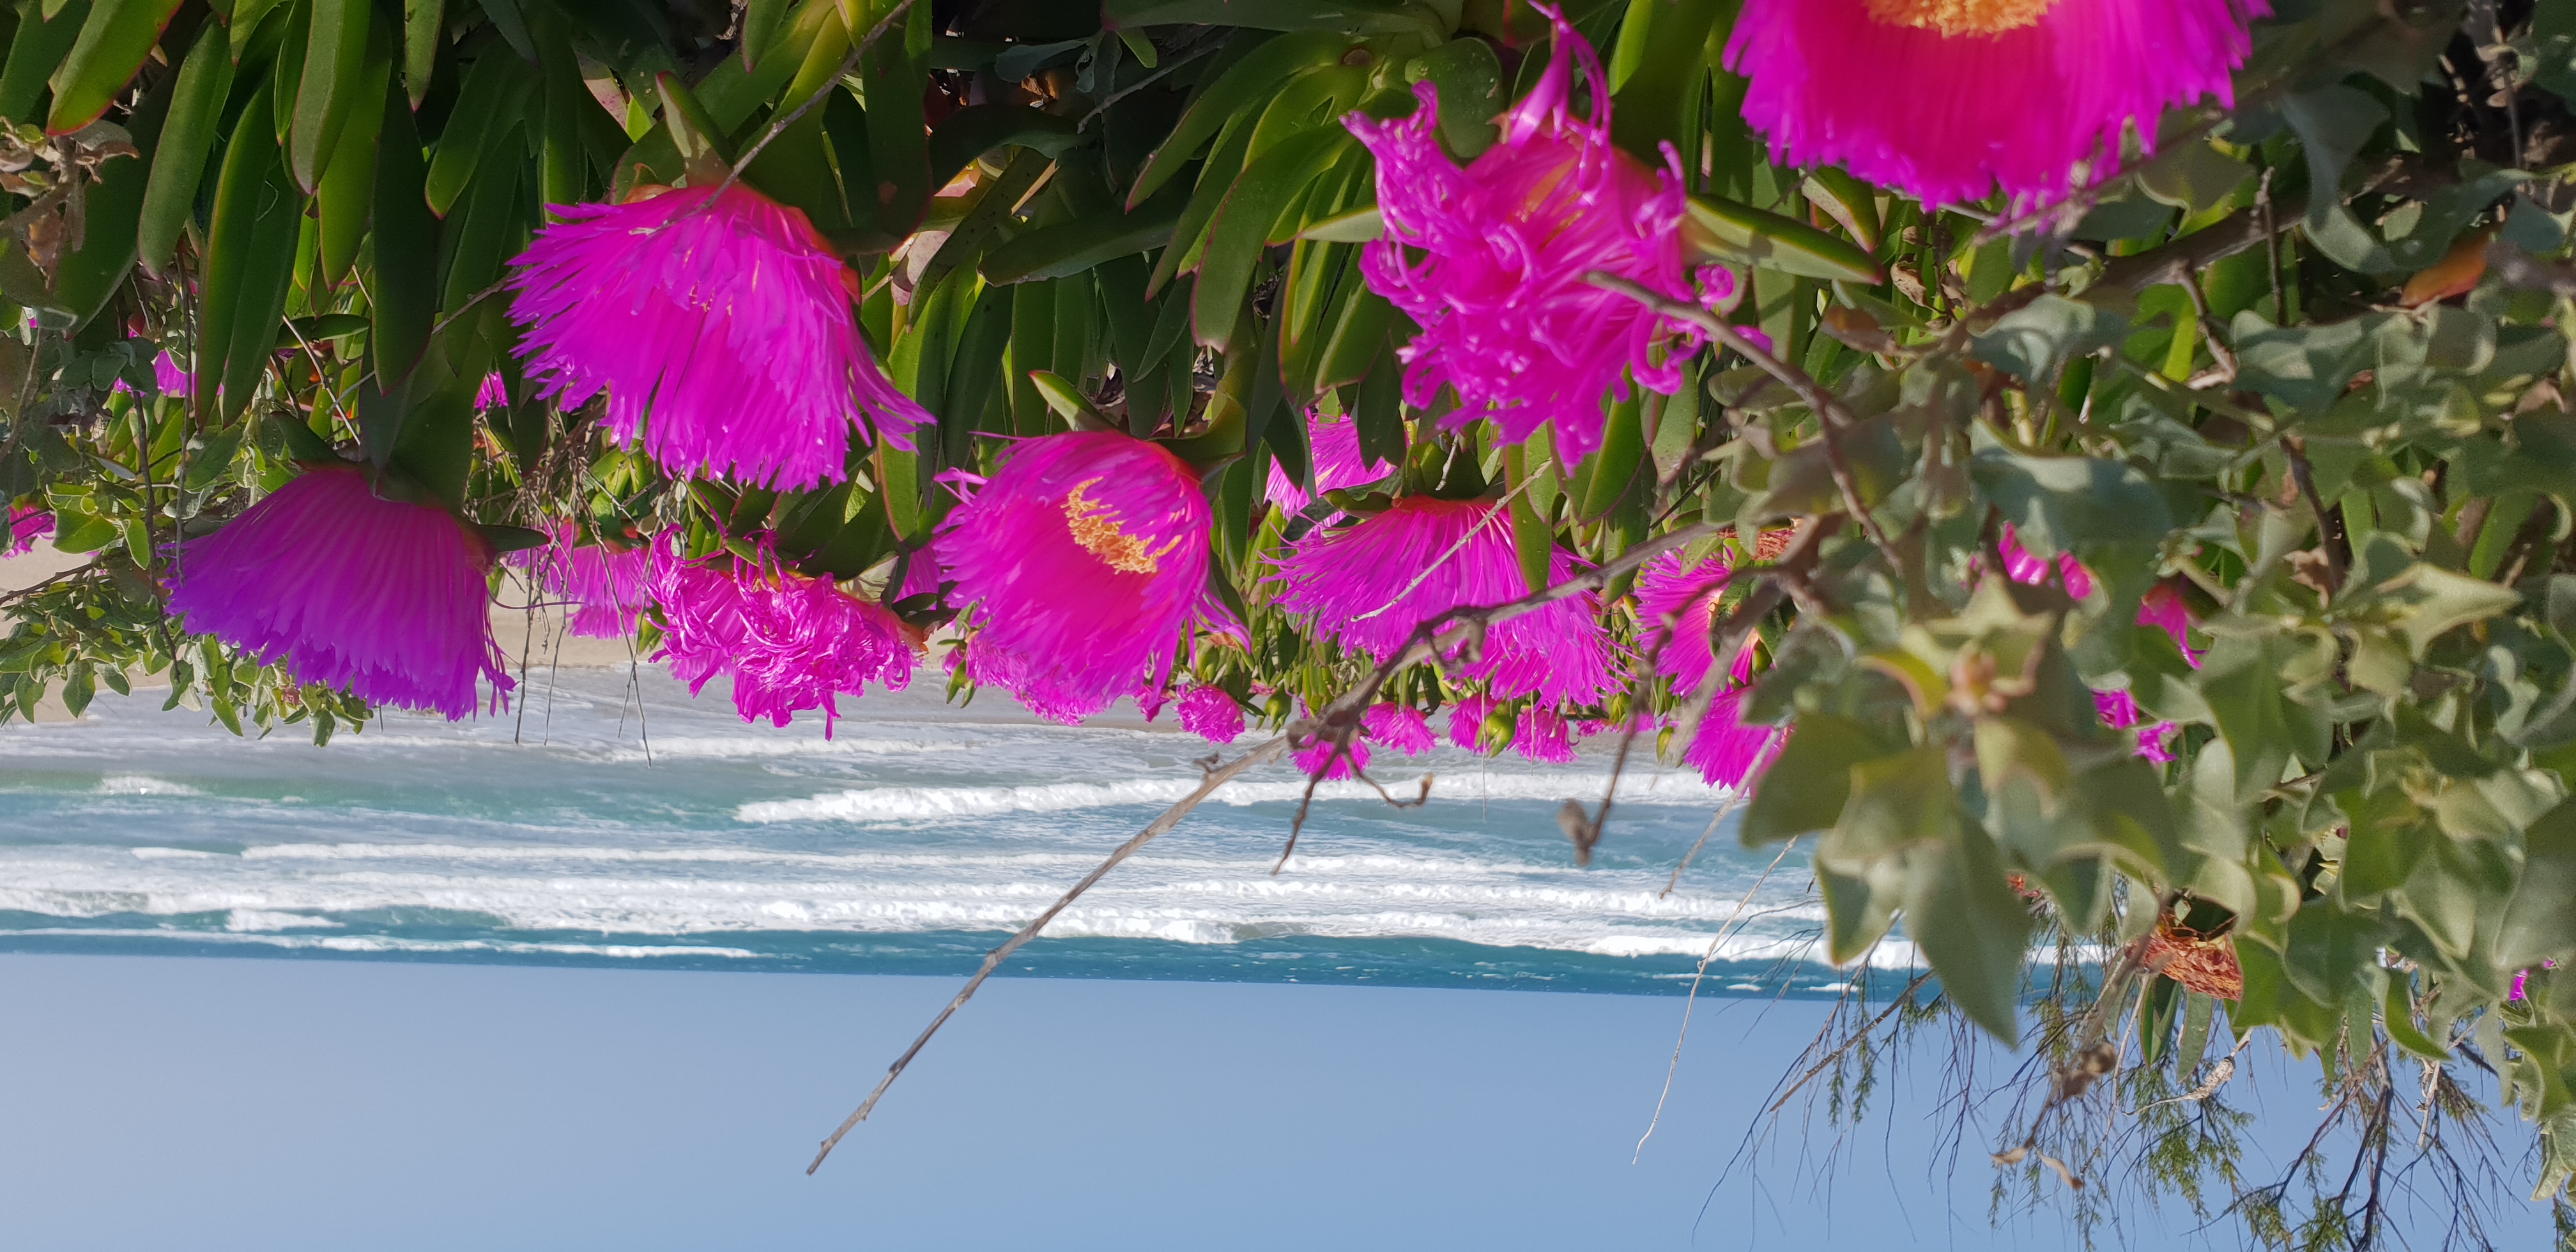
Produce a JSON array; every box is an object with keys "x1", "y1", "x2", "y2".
[{"x1": 0, "y1": 665, "x2": 1880, "y2": 997}]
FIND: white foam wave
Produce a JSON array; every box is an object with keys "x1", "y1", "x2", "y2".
[
  {"x1": 738, "y1": 770, "x2": 1728, "y2": 824},
  {"x1": 1, "y1": 928, "x2": 761, "y2": 959},
  {"x1": 96, "y1": 775, "x2": 201, "y2": 796},
  {"x1": 224, "y1": 909, "x2": 340, "y2": 932}
]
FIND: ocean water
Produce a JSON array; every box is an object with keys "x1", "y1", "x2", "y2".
[{"x1": 0, "y1": 666, "x2": 1886, "y2": 996}]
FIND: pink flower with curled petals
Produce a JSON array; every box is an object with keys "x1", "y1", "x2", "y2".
[
  {"x1": 1997, "y1": 524, "x2": 2096, "y2": 599},
  {"x1": 1513, "y1": 705, "x2": 1577, "y2": 764},
  {"x1": 1271, "y1": 495, "x2": 1617, "y2": 706},
  {"x1": 2000, "y1": 526, "x2": 2198, "y2": 764},
  {"x1": 4, "y1": 503, "x2": 52, "y2": 556},
  {"x1": 2138, "y1": 582, "x2": 2199, "y2": 661},
  {"x1": 1728, "y1": 0, "x2": 2268, "y2": 210},
  {"x1": 1178, "y1": 686, "x2": 1245, "y2": 745},
  {"x1": 164, "y1": 464, "x2": 511, "y2": 719},
  {"x1": 507, "y1": 182, "x2": 927, "y2": 491},
  {"x1": 645, "y1": 533, "x2": 916, "y2": 735},
  {"x1": 1683, "y1": 687, "x2": 1787, "y2": 788},
  {"x1": 1264, "y1": 410, "x2": 1396, "y2": 515},
  {"x1": 1365, "y1": 704, "x2": 1435, "y2": 756},
  {"x1": 1344, "y1": 11, "x2": 1720, "y2": 462},
  {"x1": 1295, "y1": 728, "x2": 1370, "y2": 779},
  {"x1": 1636, "y1": 553, "x2": 1788, "y2": 786},
  {"x1": 1449, "y1": 692, "x2": 1496, "y2": 752},
  {"x1": 935, "y1": 432, "x2": 1216, "y2": 724},
  {"x1": 1294, "y1": 703, "x2": 1434, "y2": 777}
]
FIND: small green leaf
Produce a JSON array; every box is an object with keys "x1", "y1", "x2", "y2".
[
  {"x1": 981, "y1": 190, "x2": 1186, "y2": 286},
  {"x1": 0, "y1": 0, "x2": 93, "y2": 125},
  {"x1": 1191, "y1": 125, "x2": 1352, "y2": 348},
  {"x1": 1742, "y1": 714, "x2": 1891, "y2": 846},
  {"x1": 44, "y1": 0, "x2": 180, "y2": 134},
  {"x1": 287, "y1": 0, "x2": 371, "y2": 190},
  {"x1": 1683, "y1": 194, "x2": 1885, "y2": 285},
  {"x1": 1298, "y1": 203, "x2": 1382, "y2": 242},
  {"x1": 370, "y1": 72, "x2": 439, "y2": 383},
  {"x1": 422, "y1": 49, "x2": 534, "y2": 217},
  {"x1": 137, "y1": 20, "x2": 232, "y2": 276},
  {"x1": 2499, "y1": 800, "x2": 2576, "y2": 971}
]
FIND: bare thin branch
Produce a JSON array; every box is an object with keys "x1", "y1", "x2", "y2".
[
  {"x1": 1586, "y1": 274, "x2": 1906, "y2": 572},
  {"x1": 808, "y1": 733, "x2": 1291, "y2": 1173}
]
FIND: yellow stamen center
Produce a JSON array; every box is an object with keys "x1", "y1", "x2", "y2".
[
  {"x1": 1062, "y1": 481, "x2": 1173, "y2": 575},
  {"x1": 1863, "y1": 0, "x2": 2056, "y2": 36}
]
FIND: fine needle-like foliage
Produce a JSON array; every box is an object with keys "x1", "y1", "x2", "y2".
[{"x1": 0, "y1": 0, "x2": 2572, "y2": 1243}]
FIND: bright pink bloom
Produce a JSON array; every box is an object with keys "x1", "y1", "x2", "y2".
[
  {"x1": 935, "y1": 432, "x2": 1215, "y2": 724},
  {"x1": 1264, "y1": 411, "x2": 1395, "y2": 514},
  {"x1": 1294, "y1": 703, "x2": 1434, "y2": 777},
  {"x1": 1295, "y1": 717, "x2": 1371, "y2": 780},
  {"x1": 521, "y1": 524, "x2": 660, "y2": 639},
  {"x1": 1449, "y1": 692, "x2": 1496, "y2": 752},
  {"x1": 1178, "y1": 685, "x2": 1245, "y2": 744},
  {"x1": 1513, "y1": 705, "x2": 1576, "y2": 764},
  {"x1": 1636, "y1": 553, "x2": 1788, "y2": 786},
  {"x1": 1997, "y1": 523, "x2": 2096, "y2": 598},
  {"x1": 2092, "y1": 689, "x2": 2180, "y2": 764},
  {"x1": 2139, "y1": 582, "x2": 2198, "y2": 660},
  {"x1": 1365, "y1": 703, "x2": 1435, "y2": 756},
  {"x1": 1682, "y1": 687, "x2": 1786, "y2": 786},
  {"x1": 475, "y1": 373, "x2": 509, "y2": 409},
  {"x1": 1345, "y1": 13, "x2": 1717, "y2": 462},
  {"x1": 895, "y1": 549, "x2": 943, "y2": 606},
  {"x1": 109, "y1": 352, "x2": 193, "y2": 400},
  {"x1": 646, "y1": 534, "x2": 916, "y2": 735},
  {"x1": 506, "y1": 182, "x2": 927, "y2": 491},
  {"x1": 1272, "y1": 495, "x2": 1617, "y2": 706},
  {"x1": 1728, "y1": 0, "x2": 2267, "y2": 208},
  {"x1": 4, "y1": 503, "x2": 52, "y2": 556},
  {"x1": 165, "y1": 464, "x2": 511, "y2": 719},
  {"x1": 1998, "y1": 527, "x2": 2200, "y2": 764}
]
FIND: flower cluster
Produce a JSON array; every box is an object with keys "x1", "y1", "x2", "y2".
[
  {"x1": 935, "y1": 432, "x2": 1218, "y2": 724},
  {"x1": 507, "y1": 181, "x2": 928, "y2": 491},
  {"x1": 1346, "y1": 9, "x2": 1719, "y2": 462},
  {"x1": 164, "y1": 464, "x2": 512, "y2": 719},
  {"x1": 646, "y1": 533, "x2": 918, "y2": 736}
]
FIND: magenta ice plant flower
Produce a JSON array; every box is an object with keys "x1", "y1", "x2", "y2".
[
  {"x1": 1294, "y1": 702, "x2": 1436, "y2": 778},
  {"x1": 1294, "y1": 701, "x2": 1374, "y2": 781},
  {"x1": 935, "y1": 432, "x2": 1216, "y2": 724},
  {"x1": 1998, "y1": 525, "x2": 2199, "y2": 763},
  {"x1": 1345, "y1": 12, "x2": 1719, "y2": 462},
  {"x1": 3, "y1": 503, "x2": 52, "y2": 556},
  {"x1": 1178, "y1": 685, "x2": 1245, "y2": 745},
  {"x1": 164, "y1": 464, "x2": 512, "y2": 719},
  {"x1": 1448, "y1": 692, "x2": 1497, "y2": 752},
  {"x1": 1635, "y1": 553, "x2": 1787, "y2": 786},
  {"x1": 1514, "y1": 705, "x2": 1577, "y2": 764},
  {"x1": 646, "y1": 533, "x2": 916, "y2": 735},
  {"x1": 1366, "y1": 704, "x2": 1435, "y2": 757},
  {"x1": 1728, "y1": 0, "x2": 2268, "y2": 208},
  {"x1": 507, "y1": 181, "x2": 928, "y2": 491},
  {"x1": 1264, "y1": 409, "x2": 1395, "y2": 515},
  {"x1": 519, "y1": 523, "x2": 662, "y2": 639},
  {"x1": 1272, "y1": 494, "x2": 1617, "y2": 706}
]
